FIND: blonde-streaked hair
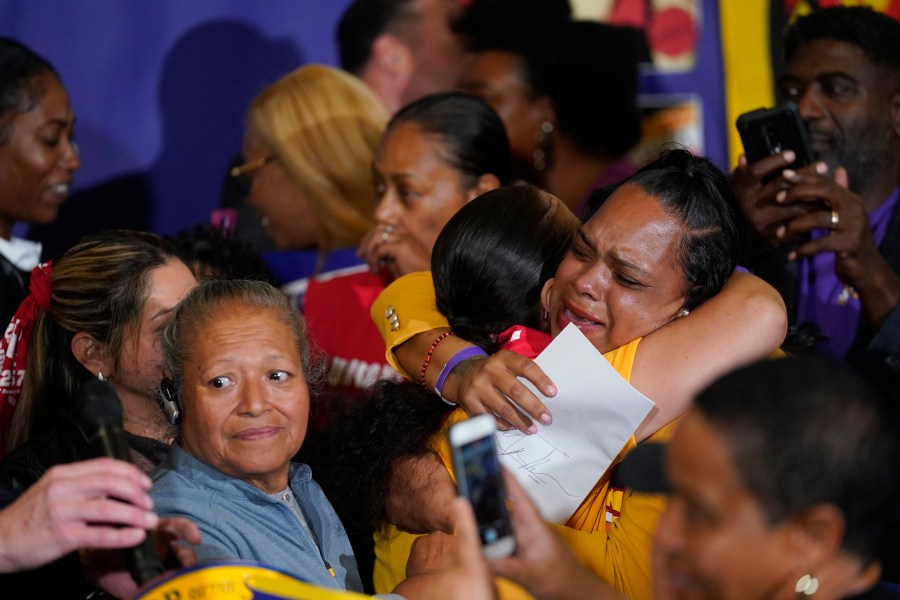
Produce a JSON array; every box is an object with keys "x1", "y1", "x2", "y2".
[
  {"x1": 247, "y1": 64, "x2": 388, "y2": 251},
  {"x1": 7, "y1": 230, "x2": 184, "y2": 453}
]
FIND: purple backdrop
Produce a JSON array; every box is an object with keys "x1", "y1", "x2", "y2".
[
  {"x1": 1, "y1": 1, "x2": 729, "y2": 257},
  {"x1": 0, "y1": 1, "x2": 353, "y2": 255}
]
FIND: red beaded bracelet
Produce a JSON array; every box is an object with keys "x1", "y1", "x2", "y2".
[{"x1": 420, "y1": 331, "x2": 454, "y2": 388}]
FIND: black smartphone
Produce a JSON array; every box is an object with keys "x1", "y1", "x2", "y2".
[
  {"x1": 736, "y1": 102, "x2": 814, "y2": 183},
  {"x1": 449, "y1": 414, "x2": 515, "y2": 559}
]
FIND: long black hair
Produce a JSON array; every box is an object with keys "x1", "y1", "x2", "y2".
[{"x1": 432, "y1": 184, "x2": 578, "y2": 352}]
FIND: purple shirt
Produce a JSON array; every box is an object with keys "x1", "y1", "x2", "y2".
[{"x1": 797, "y1": 188, "x2": 900, "y2": 357}]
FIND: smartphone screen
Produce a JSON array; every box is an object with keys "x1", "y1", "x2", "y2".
[{"x1": 450, "y1": 416, "x2": 515, "y2": 558}]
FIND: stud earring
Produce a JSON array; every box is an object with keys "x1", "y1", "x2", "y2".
[
  {"x1": 676, "y1": 309, "x2": 690, "y2": 318},
  {"x1": 97, "y1": 371, "x2": 106, "y2": 381},
  {"x1": 795, "y1": 574, "x2": 819, "y2": 596}
]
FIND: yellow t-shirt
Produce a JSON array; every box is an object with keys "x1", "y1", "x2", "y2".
[{"x1": 369, "y1": 271, "x2": 660, "y2": 598}]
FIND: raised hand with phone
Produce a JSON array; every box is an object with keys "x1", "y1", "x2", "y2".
[
  {"x1": 448, "y1": 414, "x2": 515, "y2": 560},
  {"x1": 733, "y1": 102, "x2": 828, "y2": 249},
  {"x1": 731, "y1": 7, "x2": 900, "y2": 373}
]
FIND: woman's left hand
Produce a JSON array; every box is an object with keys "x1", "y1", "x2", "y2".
[
  {"x1": 358, "y1": 222, "x2": 432, "y2": 280},
  {"x1": 448, "y1": 351, "x2": 555, "y2": 434}
]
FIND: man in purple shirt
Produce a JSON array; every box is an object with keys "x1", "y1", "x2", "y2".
[{"x1": 733, "y1": 6, "x2": 900, "y2": 389}]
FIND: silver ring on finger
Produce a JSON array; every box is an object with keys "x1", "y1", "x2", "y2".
[
  {"x1": 830, "y1": 209, "x2": 840, "y2": 231},
  {"x1": 381, "y1": 225, "x2": 394, "y2": 243}
]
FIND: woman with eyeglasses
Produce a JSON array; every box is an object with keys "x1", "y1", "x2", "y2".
[{"x1": 234, "y1": 64, "x2": 388, "y2": 304}]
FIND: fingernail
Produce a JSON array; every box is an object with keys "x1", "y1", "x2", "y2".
[
  {"x1": 788, "y1": 251, "x2": 797, "y2": 261},
  {"x1": 527, "y1": 425, "x2": 538, "y2": 435},
  {"x1": 776, "y1": 225, "x2": 785, "y2": 238},
  {"x1": 544, "y1": 385, "x2": 557, "y2": 396},
  {"x1": 540, "y1": 413, "x2": 552, "y2": 425},
  {"x1": 782, "y1": 169, "x2": 796, "y2": 179},
  {"x1": 783, "y1": 150, "x2": 795, "y2": 162},
  {"x1": 816, "y1": 162, "x2": 828, "y2": 174},
  {"x1": 145, "y1": 512, "x2": 160, "y2": 528},
  {"x1": 776, "y1": 190, "x2": 787, "y2": 203}
]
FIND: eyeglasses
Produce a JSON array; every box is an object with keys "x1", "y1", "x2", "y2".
[{"x1": 230, "y1": 154, "x2": 277, "y2": 195}]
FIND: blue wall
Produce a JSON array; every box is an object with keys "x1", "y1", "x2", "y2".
[
  {"x1": 0, "y1": 1, "x2": 352, "y2": 255},
  {"x1": 1, "y1": 1, "x2": 730, "y2": 256}
]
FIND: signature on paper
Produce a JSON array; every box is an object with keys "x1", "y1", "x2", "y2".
[{"x1": 496, "y1": 430, "x2": 579, "y2": 497}]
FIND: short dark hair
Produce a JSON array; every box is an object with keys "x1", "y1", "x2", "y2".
[
  {"x1": 783, "y1": 6, "x2": 900, "y2": 79},
  {"x1": 620, "y1": 149, "x2": 741, "y2": 311},
  {"x1": 455, "y1": 0, "x2": 649, "y2": 157},
  {"x1": 389, "y1": 91, "x2": 511, "y2": 185},
  {"x1": 432, "y1": 184, "x2": 578, "y2": 352},
  {"x1": 337, "y1": 0, "x2": 418, "y2": 75},
  {"x1": 695, "y1": 356, "x2": 900, "y2": 566},
  {"x1": 0, "y1": 37, "x2": 58, "y2": 144}
]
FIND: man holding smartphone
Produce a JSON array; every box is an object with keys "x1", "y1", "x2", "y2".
[{"x1": 732, "y1": 6, "x2": 900, "y2": 389}]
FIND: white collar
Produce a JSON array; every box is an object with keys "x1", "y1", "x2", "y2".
[{"x1": 0, "y1": 237, "x2": 42, "y2": 271}]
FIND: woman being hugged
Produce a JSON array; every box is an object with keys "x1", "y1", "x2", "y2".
[
  {"x1": 239, "y1": 64, "x2": 387, "y2": 288},
  {"x1": 368, "y1": 150, "x2": 788, "y2": 597}
]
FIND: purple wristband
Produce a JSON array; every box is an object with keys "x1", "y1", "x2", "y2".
[{"x1": 434, "y1": 346, "x2": 489, "y2": 398}]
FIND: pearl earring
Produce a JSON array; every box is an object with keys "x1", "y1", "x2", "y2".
[{"x1": 795, "y1": 574, "x2": 819, "y2": 596}]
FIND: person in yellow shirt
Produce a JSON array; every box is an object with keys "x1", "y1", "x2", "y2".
[{"x1": 359, "y1": 150, "x2": 787, "y2": 598}]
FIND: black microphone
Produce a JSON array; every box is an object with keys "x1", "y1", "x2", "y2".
[{"x1": 74, "y1": 379, "x2": 165, "y2": 585}]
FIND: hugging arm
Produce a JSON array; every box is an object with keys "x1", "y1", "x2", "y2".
[
  {"x1": 371, "y1": 272, "x2": 555, "y2": 433},
  {"x1": 372, "y1": 271, "x2": 785, "y2": 444},
  {"x1": 631, "y1": 270, "x2": 787, "y2": 441}
]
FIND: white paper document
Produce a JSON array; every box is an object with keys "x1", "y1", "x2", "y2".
[{"x1": 496, "y1": 323, "x2": 655, "y2": 523}]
